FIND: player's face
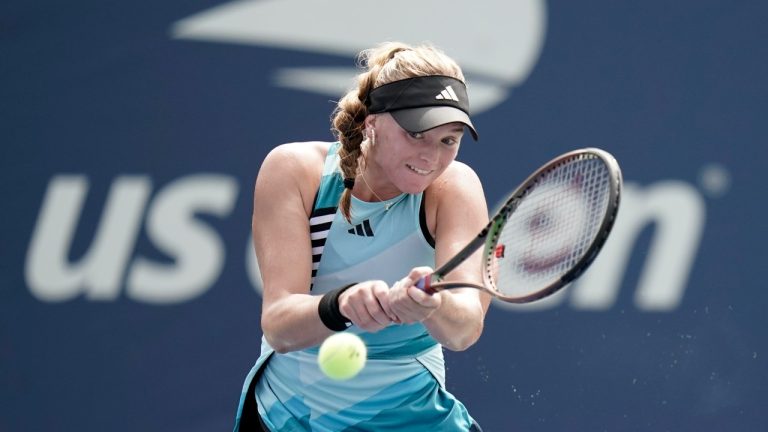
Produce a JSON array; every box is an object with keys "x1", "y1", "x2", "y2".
[{"x1": 365, "y1": 113, "x2": 463, "y2": 195}]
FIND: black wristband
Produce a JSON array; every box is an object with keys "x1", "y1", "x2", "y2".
[{"x1": 318, "y1": 283, "x2": 356, "y2": 331}]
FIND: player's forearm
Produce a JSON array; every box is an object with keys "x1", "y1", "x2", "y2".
[
  {"x1": 261, "y1": 294, "x2": 333, "y2": 353},
  {"x1": 423, "y1": 291, "x2": 486, "y2": 351}
]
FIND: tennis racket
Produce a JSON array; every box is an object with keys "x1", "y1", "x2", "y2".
[{"x1": 417, "y1": 147, "x2": 622, "y2": 303}]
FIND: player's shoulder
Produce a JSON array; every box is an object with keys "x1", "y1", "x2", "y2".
[
  {"x1": 264, "y1": 141, "x2": 332, "y2": 167},
  {"x1": 430, "y1": 160, "x2": 483, "y2": 194},
  {"x1": 256, "y1": 141, "x2": 334, "y2": 215},
  {"x1": 259, "y1": 141, "x2": 331, "y2": 186},
  {"x1": 258, "y1": 141, "x2": 333, "y2": 186},
  {"x1": 442, "y1": 160, "x2": 480, "y2": 181},
  {"x1": 425, "y1": 160, "x2": 484, "y2": 211}
]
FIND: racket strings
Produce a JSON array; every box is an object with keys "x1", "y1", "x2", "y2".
[{"x1": 488, "y1": 156, "x2": 612, "y2": 298}]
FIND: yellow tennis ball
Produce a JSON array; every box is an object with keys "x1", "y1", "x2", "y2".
[{"x1": 318, "y1": 332, "x2": 367, "y2": 380}]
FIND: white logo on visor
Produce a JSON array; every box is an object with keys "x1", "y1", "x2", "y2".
[{"x1": 435, "y1": 85, "x2": 460, "y2": 102}]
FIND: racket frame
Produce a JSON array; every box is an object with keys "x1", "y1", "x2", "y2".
[{"x1": 420, "y1": 147, "x2": 622, "y2": 303}]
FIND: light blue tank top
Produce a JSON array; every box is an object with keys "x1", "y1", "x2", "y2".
[{"x1": 235, "y1": 142, "x2": 475, "y2": 431}]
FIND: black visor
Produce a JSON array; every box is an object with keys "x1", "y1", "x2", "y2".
[{"x1": 366, "y1": 76, "x2": 478, "y2": 140}]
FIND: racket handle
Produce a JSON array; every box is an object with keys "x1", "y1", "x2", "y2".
[{"x1": 415, "y1": 275, "x2": 437, "y2": 295}]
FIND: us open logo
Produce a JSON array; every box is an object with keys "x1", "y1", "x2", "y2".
[{"x1": 23, "y1": 0, "x2": 721, "y2": 311}]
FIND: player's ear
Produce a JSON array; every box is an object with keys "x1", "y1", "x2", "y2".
[{"x1": 364, "y1": 114, "x2": 378, "y2": 133}]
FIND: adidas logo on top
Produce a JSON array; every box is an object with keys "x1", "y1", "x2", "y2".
[
  {"x1": 435, "y1": 85, "x2": 460, "y2": 102},
  {"x1": 348, "y1": 219, "x2": 374, "y2": 237}
]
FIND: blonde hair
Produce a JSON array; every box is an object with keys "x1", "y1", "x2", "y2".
[{"x1": 331, "y1": 41, "x2": 466, "y2": 221}]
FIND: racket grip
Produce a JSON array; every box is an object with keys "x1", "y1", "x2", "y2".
[{"x1": 415, "y1": 275, "x2": 436, "y2": 295}]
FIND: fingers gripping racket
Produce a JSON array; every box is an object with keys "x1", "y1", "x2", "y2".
[{"x1": 417, "y1": 148, "x2": 622, "y2": 303}]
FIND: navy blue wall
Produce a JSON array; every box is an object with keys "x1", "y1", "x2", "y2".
[{"x1": 2, "y1": 1, "x2": 766, "y2": 430}]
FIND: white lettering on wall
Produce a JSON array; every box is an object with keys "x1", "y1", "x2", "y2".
[
  {"x1": 126, "y1": 174, "x2": 238, "y2": 304},
  {"x1": 25, "y1": 175, "x2": 706, "y2": 310},
  {"x1": 25, "y1": 174, "x2": 237, "y2": 303},
  {"x1": 26, "y1": 175, "x2": 151, "y2": 301}
]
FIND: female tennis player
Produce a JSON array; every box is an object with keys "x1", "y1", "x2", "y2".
[{"x1": 234, "y1": 41, "x2": 491, "y2": 432}]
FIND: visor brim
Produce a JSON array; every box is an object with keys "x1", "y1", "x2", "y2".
[{"x1": 389, "y1": 106, "x2": 479, "y2": 141}]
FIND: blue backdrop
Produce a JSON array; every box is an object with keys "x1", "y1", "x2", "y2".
[{"x1": 2, "y1": 1, "x2": 766, "y2": 431}]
